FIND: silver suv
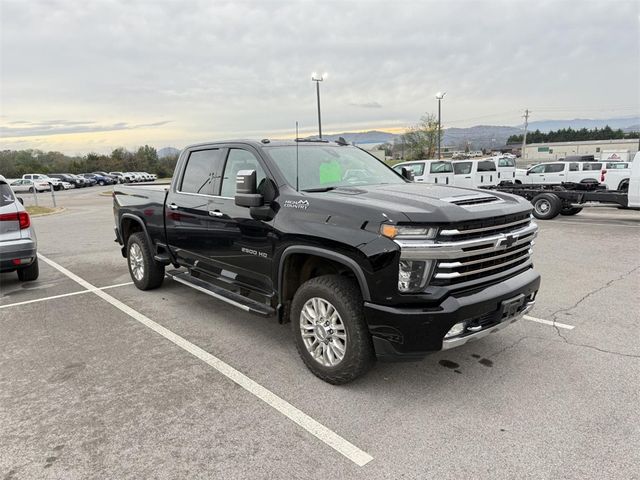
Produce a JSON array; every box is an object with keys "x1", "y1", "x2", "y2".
[{"x1": 0, "y1": 175, "x2": 39, "y2": 281}]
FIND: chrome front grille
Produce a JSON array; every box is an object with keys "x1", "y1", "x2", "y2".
[{"x1": 394, "y1": 214, "x2": 537, "y2": 290}]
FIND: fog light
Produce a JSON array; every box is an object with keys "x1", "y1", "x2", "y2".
[{"x1": 444, "y1": 322, "x2": 466, "y2": 338}]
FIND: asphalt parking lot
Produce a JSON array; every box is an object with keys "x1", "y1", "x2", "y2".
[{"x1": 1, "y1": 186, "x2": 639, "y2": 479}]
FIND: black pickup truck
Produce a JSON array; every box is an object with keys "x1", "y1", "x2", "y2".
[{"x1": 113, "y1": 139, "x2": 540, "y2": 383}]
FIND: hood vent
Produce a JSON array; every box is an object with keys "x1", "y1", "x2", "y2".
[{"x1": 441, "y1": 193, "x2": 502, "y2": 207}]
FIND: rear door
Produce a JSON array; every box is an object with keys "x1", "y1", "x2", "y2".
[
  {"x1": 427, "y1": 161, "x2": 453, "y2": 185},
  {"x1": 165, "y1": 147, "x2": 225, "y2": 271},
  {"x1": 575, "y1": 162, "x2": 603, "y2": 183},
  {"x1": 475, "y1": 160, "x2": 497, "y2": 186},
  {"x1": 496, "y1": 156, "x2": 516, "y2": 181},
  {"x1": 452, "y1": 161, "x2": 473, "y2": 188}
]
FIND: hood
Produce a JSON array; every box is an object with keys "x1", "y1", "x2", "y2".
[{"x1": 311, "y1": 183, "x2": 531, "y2": 223}]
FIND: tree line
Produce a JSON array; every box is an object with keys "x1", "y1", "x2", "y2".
[
  {"x1": 507, "y1": 125, "x2": 639, "y2": 144},
  {"x1": 0, "y1": 145, "x2": 179, "y2": 179}
]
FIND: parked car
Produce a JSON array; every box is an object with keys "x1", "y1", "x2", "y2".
[
  {"x1": 0, "y1": 175, "x2": 39, "y2": 281},
  {"x1": 452, "y1": 159, "x2": 499, "y2": 188},
  {"x1": 109, "y1": 171, "x2": 134, "y2": 183},
  {"x1": 22, "y1": 174, "x2": 64, "y2": 191},
  {"x1": 515, "y1": 161, "x2": 604, "y2": 186},
  {"x1": 392, "y1": 160, "x2": 454, "y2": 185},
  {"x1": 9, "y1": 179, "x2": 51, "y2": 193},
  {"x1": 113, "y1": 139, "x2": 540, "y2": 384},
  {"x1": 93, "y1": 171, "x2": 122, "y2": 184},
  {"x1": 81, "y1": 173, "x2": 115, "y2": 186},
  {"x1": 79, "y1": 175, "x2": 97, "y2": 186},
  {"x1": 49, "y1": 173, "x2": 77, "y2": 188}
]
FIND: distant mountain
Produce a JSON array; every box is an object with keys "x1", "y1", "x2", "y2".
[
  {"x1": 158, "y1": 146, "x2": 180, "y2": 158},
  {"x1": 443, "y1": 125, "x2": 521, "y2": 149},
  {"x1": 525, "y1": 116, "x2": 640, "y2": 133}
]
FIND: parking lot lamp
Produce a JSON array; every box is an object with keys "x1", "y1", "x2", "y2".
[
  {"x1": 311, "y1": 72, "x2": 327, "y2": 139},
  {"x1": 436, "y1": 91, "x2": 446, "y2": 159}
]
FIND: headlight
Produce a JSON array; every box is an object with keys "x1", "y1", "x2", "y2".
[
  {"x1": 398, "y1": 259, "x2": 434, "y2": 292},
  {"x1": 380, "y1": 224, "x2": 438, "y2": 239}
]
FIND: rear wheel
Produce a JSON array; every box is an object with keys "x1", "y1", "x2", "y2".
[
  {"x1": 560, "y1": 207, "x2": 583, "y2": 216},
  {"x1": 17, "y1": 258, "x2": 39, "y2": 281},
  {"x1": 127, "y1": 232, "x2": 165, "y2": 290},
  {"x1": 291, "y1": 275, "x2": 375, "y2": 384},
  {"x1": 531, "y1": 193, "x2": 561, "y2": 220}
]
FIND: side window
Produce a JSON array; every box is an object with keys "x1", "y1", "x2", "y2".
[
  {"x1": 582, "y1": 162, "x2": 602, "y2": 171},
  {"x1": 402, "y1": 163, "x2": 425, "y2": 176},
  {"x1": 179, "y1": 148, "x2": 222, "y2": 194},
  {"x1": 453, "y1": 162, "x2": 472, "y2": 175},
  {"x1": 569, "y1": 163, "x2": 579, "y2": 171},
  {"x1": 529, "y1": 165, "x2": 545, "y2": 174},
  {"x1": 477, "y1": 160, "x2": 496, "y2": 172},
  {"x1": 430, "y1": 161, "x2": 453, "y2": 173},
  {"x1": 544, "y1": 164, "x2": 565, "y2": 173},
  {"x1": 220, "y1": 149, "x2": 266, "y2": 198},
  {"x1": 498, "y1": 158, "x2": 515, "y2": 167}
]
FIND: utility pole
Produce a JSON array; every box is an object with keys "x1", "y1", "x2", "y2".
[{"x1": 521, "y1": 109, "x2": 531, "y2": 161}]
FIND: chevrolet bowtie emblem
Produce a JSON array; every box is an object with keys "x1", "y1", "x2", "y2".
[{"x1": 496, "y1": 234, "x2": 517, "y2": 249}]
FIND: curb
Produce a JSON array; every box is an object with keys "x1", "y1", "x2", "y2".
[{"x1": 29, "y1": 207, "x2": 67, "y2": 217}]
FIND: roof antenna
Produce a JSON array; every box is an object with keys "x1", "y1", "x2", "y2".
[{"x1": 295, "y1": 121, "x2": 300, "y2": 192}]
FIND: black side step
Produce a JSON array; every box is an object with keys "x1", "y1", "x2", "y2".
[
  {"x1": 154, "y1": 253, "x2": 172, "y2": 264},
  {"x1": 166, "y1": 270, "x2": 275, "y2": 317}
]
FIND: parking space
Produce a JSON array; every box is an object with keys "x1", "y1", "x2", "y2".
[{"x1": 1, "y1": 187, "x2": 639, "y2": 479}]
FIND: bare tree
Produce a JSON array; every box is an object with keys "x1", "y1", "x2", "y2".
[{"x1": 401, "y1": 113, "x2": 438, "y2": 160}]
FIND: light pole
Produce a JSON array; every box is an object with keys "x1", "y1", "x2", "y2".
[
  {"x1": 436, "y1": 91, "x2": 446, "y2": 159},
  {"x1": 311, "y1": 72, "x2": 327, "y2": 139}
]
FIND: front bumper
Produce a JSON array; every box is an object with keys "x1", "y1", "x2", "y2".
[{"x1": 364, "y1": 268, "x2": 540, "y2": 360}]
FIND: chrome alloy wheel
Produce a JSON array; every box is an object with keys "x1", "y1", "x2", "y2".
[
  {"x1": 534, "y1": 199, "x2": 550, "y2": 215},
  {"x1": 300, "y1": 297, "x2": 347, "y2": 367},
  {"x1": 129, "y1": 243, "x2": 145, "y2": 281}
]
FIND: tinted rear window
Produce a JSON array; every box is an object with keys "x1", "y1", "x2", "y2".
[
  {"x1": 498, "y1": 158, "x2": 515, "y2": 167},
  {"x1": 582, "y1": 162, "x2": 602, "y2": 171},
  {"x1": 1, "y1": 183, "x2": 15, "y2": 207},
  {"x1": 453, "y1": 162, "x2": 472, "y2": 174},
  {"x1": 429, "y1": 161, "x2": 453, "y2": 173},
  {"x1": 179, "y1": 149, "x2": 223, "y2": 194},
  {"x1": 477, "y1": 160, "x2": 497, "y2": 172}
]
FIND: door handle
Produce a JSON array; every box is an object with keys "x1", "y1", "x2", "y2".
[
  {"x1": 168, "y1": 203, "x2": 178, "y2": 210},
  {"x1": 208, "y1": 210, "x2": 223, "y2": 217}
]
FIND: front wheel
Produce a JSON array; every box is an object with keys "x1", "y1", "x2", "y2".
[
  {"x1": 531, "y1": 193, "x2": 562, "y2": 220},
  {"x1": 291, "y1": 275, "x2": 375, "y2": 384},
  {"x1": 127, "y1": 232, "x2": 165, "y2": 290},
  {"x1": 98, "y1": 181, "x2": 105, "y2": 186}
]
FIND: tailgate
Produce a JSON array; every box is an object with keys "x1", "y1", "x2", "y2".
[{"x1": 0, "y1": 183, "x2": 21, "y2": 242}]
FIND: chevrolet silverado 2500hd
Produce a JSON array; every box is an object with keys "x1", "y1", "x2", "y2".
[{"x1": 113, "y1": 139, "x2": 541, "y2": 384}]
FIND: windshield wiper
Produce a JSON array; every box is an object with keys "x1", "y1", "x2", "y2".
[{"x1": 301, "y1": 186, "x2": 337, "y2": 192}]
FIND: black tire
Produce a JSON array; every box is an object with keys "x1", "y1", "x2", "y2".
[
  {"x1": 291, "y1": 275, "x2": 375, "y2": 384},
  {"x1": 126, "y1": 232, "x2": 165, "y2": 290},
  {"x1": 531, "y1": 193, "x2": 562, "y2": 220},
  {"x1": 28, "y1": 187, "x2": 34, "y2": 193},
  {"x1": 619, "y1": 181, "x2": 629, "y2": 192},
  {"x1": 560, "y1": 207, "x2": 583, "y2": 216},
  {"x1": 580, "y1": 178, "x2": 598, "y2": 184},
  {"x1": 98, "y1": 181, "x2": 105, "y2": 186},
  {"x1": 17, "y1": 258, "x2": 39, "y2": 281}
]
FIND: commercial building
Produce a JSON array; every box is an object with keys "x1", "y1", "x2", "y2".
[{"x1": 523, "y1": 138, "x2": 639, "y2": 163}]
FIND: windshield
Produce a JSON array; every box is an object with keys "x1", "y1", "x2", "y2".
[{"x1": 265, "y1": 145, "x2": 405, "y2": 191}]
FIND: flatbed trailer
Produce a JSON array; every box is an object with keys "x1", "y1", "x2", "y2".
[{"x1": 483, "y1": 182, "x2": 632, "y2": 219}]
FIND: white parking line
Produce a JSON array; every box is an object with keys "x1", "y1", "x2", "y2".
[
  {"x1": 0, "y1": 282, "x2": 134, "y2": 310},
  {"x1": 36, "y1": 253, "x2": 373, "y2": 467},
  {"x1": 523, "y1": 315, "x2": 575, "y2": 330},
  {"x1": 550, "y1": 220, "x2": 639, "y2": 228}
]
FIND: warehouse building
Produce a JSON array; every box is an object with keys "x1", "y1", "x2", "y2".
[{"x1": 523, "y1": 138, "x2": 639, "y2": 163}]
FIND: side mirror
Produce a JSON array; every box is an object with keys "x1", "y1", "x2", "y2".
[
  {"x1": 235, "y1": 169, "x2": 264, "y2": 208},
  {"x1": 17, "y1": 197, "x2": 24, "y2": 205},
  {"x1": 401, "y1": 167, "x2": 414, "y2": 181},
  {"x1": 526, "y1": 170, "x2": 531, "y2": 176}
]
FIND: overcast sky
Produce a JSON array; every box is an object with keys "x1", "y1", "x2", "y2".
[{"x1": 1, "y1": 0, "x2": 638, "y2": 154}]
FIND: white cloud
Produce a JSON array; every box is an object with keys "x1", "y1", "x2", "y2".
[{"x1": 0, "y1": 0, "x2": 638, "y2": 153}]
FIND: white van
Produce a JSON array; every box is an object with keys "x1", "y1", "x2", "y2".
[
  {"x1": 493, "y1": 156, "x2": 516, "y2": 182},
  {"x1": 515, "y1": 161, "x2": 604, "y2": 186},
  {"x1": 393, "y1": 160, "x2": 454, "y2": 185},
  {"x1": 452, "y1": 159, "x2": 498, "y2": 188}
]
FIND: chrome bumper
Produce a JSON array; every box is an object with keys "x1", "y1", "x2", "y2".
[{"x1": 441, "y1": 300, "x2": 535, "y2": 350}]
